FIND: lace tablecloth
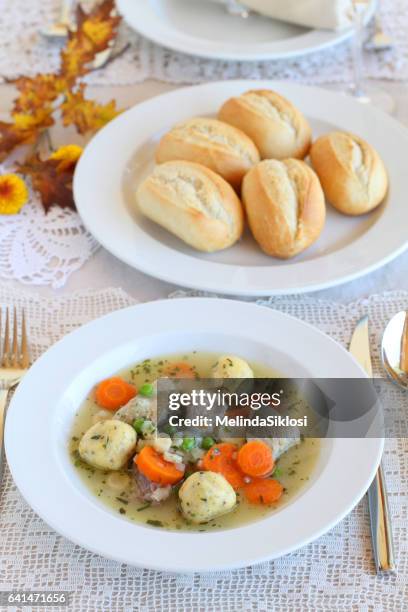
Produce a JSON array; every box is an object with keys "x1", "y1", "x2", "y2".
[
  {"x1": 0, "y1": 284, "x2": 407, "y2": 611},
  {"x1": 0, "y1": 0, "x2": 407, "y2": 86}
]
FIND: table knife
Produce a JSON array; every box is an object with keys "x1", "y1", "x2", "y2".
[{"x1": 349, "y1": 316, "x2": 395, "y2": 573}]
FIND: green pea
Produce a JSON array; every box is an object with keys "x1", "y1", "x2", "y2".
[
  {"x1": 133, "y1": 418, "x2": 145, "y2": 434},
  {"x1": 181, "y1": 437, "x2": 195, "y2": 451},
  {"x1": 201, "y1": 437, "x2": 215, "y2": 450},
  {"x1": 163, "y1": 424, "x2": 176, "y2": 436},
  {"x1": 139, "y1": 383, "x2": 154, "y2": 397}
]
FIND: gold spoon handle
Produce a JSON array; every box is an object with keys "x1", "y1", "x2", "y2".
[{"x1": 367, "y1": 463, "x2": 395, "y2": 573}]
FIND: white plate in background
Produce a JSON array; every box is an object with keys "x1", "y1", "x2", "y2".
[
  {"x1": 74, "y1": 80, "x2": 408, "y2": 296},
  {"x1": 6, "y1": 298, "x2": 383, "y2": 571},
  {"x1": 117, "y1": 0, "x2": 375, "y2": 61}
]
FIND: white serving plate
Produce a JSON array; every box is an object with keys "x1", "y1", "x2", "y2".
[
  {"x1": 6, "y1": 298, "x2": 382, "y2": 572},
  {"x1": 117, "y1": 0, "x2": 374, "y2": 61},
  {"x1": 74, "y1": 80, "x2": 408, "y2": 296}
]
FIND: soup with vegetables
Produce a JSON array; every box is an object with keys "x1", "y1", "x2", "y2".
[{"x1": 70, "y1": 353, "x2": 320, "y2": 532}]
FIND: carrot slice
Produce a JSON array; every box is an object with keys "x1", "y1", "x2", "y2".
[
  {"x1": 237, "y1": 440, "x2": 274, "y2": 478},
  {"x1": 202, "y1": 442, "x2": 245, "y2": 490},
  {"x1": 135, "y1": 446, "x2": 184, "y2": 486},
  {"x1": 243, "y1": 478, "x2": 283, "y2": 505},
  {"x1": 95, "y1": 377, "x2": 137, "y2": 411},
  {"x1": 164, "y1": 362, "x2": 196, "y2": 379}
]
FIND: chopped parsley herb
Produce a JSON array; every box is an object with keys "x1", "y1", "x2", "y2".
[
  {"x1": 136, "y1": 503, "x2": 151, "y2": 512},
  {"x1": 115, "y1": 497, "x2": 129, "y2": 505},
  {"x1": 146, "y1": 519, "x2": 164, "y2": 527}
]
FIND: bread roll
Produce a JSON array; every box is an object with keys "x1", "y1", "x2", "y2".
[
  {"x1": 218, "y1": 89, "x2": 312, "y2": 160},
  {"x1": 310, "y1": 131, "x2": 388, "y2": 215},
  {"x1": 156, "y1": 117, "x2": 260, "y2": 189},
  {"x1": 136, "y1": 161, "x2": 244, "y2": 252},
  {"x1": 242, "y1": 159, "x2": 325, "y2": 258}
]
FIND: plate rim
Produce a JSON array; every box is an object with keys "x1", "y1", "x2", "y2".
[
  {"x1": 73, "y1": 79, "x2": 408, "y2": 297},
  {"x1": 5, "y1": 298, "x2": 383, "y2": 572},
  {"x1": 116, "y1": 0, "x2": 371, "y2": 61}
]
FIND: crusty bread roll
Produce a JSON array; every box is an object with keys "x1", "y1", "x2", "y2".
[
  {"x1": 136, "y1": 160, "x2": 244, "y2": 252},
  {"x1": 242, "y1": 159, "x2": 325, "y2": 258},
  {"x1": 310, "y1": 131, "x2": 388, "y2": 215},
  {"x1": 218, "y1": 89, "x2": 312, "y2": 161},
  {"x1": 156, "y1": 117, "x2": 260, "y2": 189}
]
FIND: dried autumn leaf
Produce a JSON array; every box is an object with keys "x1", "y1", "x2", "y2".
[
  {"x1": 60, "y1": 0, "x2": 120, "y2": 82},
  {"x1": 0, "y1": 75, "x2": 58, "y2": 160},
  {"x1": 60, "y1": 35, "x2": 95, "y2": 83},
  {"x1": 0, "y1": 121, "x2": 38, "y2": 162},
  {"x1": 18, "y1": 153, "x2": 78, "y2": 213},
  {"x1": 78, "y1": 0, "x2": 120, "y2": 49},
  {"x1": 12, "y1": 107, "x2": 54, "y2": 132},
  {"x1": 10, "y1": 74, "x2": 64, "y2": 114},
  {"x1": 61, "y1": 84, "x2": 120, "y2": 134}
]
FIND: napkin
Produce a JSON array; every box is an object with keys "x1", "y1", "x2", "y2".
[{"x1": 208, "y1": 0, "x2": 371, "y2": 31}]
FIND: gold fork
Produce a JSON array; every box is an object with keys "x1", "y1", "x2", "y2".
[{"x1": 0, "y1": 308, "x2": 30, "y2": 482}]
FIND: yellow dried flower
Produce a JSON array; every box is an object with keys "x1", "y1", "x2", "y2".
[
  {"x1": 49, "y1": 144, "x2": 83, "y2": 172},
  {"x1": 0, "y1": 174, "x2": 29, "y2": 214}
]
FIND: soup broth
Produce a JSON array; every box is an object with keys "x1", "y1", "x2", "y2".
[{"x1": 70, "y1": 352, "x2": 320, "y2": 532}]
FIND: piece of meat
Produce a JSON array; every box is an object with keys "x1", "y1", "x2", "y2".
[
  {"x1": 132, "y1": 466, "x2": 172, "y2": 504},
  {"x1": 114, "y1": 394, "x2": 156, "y2": 424}
]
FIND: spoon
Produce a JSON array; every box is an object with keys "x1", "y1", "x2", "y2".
[
  {"x1": 381, "y1": 311, "x2": 408, "y2": 388},
  {"x1": 41, "y1": 0, "x2": 73, "y2": 39}
]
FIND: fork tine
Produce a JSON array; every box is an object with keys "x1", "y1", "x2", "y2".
[
  {"x1": 2, "y1": 308, "x2": 10, "y2": 368},
  {"x1": 11, "y1": 307, "x2": 19, "y2": 367},
  {"x1": 20, "y1": 308, "x2": 30, "y2": 368}
]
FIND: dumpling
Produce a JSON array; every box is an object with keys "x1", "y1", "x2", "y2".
[
  {"x1": 178, "y1": 471, "x2": 236, "y2": 523},
  {"x1": 79, "y1": 420, "x2": 136, "y2": 470},
  {"x1": 211, "y1": 355, "x2": 254, "y2": 379}
]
